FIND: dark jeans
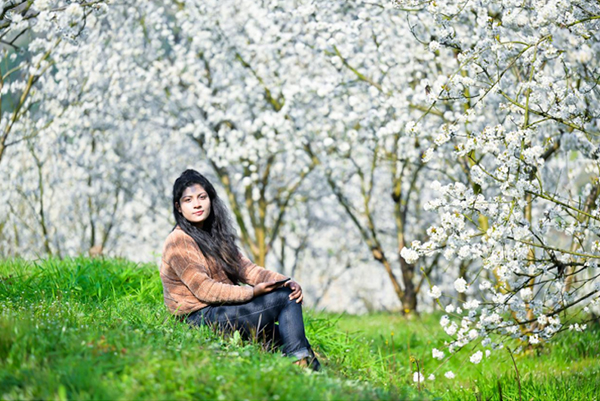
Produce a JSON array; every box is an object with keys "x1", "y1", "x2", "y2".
[{"x1": 186, "y1": 287, "x2": 312, "y2": 360}]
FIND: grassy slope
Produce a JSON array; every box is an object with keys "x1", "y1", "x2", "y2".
[{"x1": 0, "y1": 258, "x2": 598, "y2": 400}]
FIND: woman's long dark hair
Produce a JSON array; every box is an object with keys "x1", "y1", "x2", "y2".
[{"x1": 172, "y1": 169, "x2": 242, "y2": 284}]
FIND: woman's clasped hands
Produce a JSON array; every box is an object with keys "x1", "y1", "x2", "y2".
[{"x1": 252, "y1": 280, "x2": 303, "y2": 304}]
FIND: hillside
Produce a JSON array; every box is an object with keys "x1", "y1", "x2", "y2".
[{"x1": 1, "y1": 258, "x2": 598, "y2": 400}]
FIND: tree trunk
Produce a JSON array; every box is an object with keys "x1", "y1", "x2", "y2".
[{"x1": 399, "y1": 257, "x2": 418, "y2": 315}]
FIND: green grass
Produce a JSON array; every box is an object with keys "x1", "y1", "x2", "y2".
[
  {"x1": 330, "y1": 313, "x2": 600, "y2": 400},
  {"x1": 1, "y1": 258, "x2": 598, "y2": 400}
]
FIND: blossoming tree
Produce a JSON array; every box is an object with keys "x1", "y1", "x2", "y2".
[
  {"x1": 296, "y1": 1, "x2": 470, "y2": 314},
  {"x1": 0, "y1": 0, "x2": 108, "y2": 164},
  {"x1": 0, "y1": 1, "x2": 118, "y2": 256},
  {"x1": 395, "y1": 0, "x2": 600, "y2": 368}
]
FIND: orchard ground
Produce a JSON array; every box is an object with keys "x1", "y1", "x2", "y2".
[{"x1": 1, "y1": 258, "x2": 598, "y2": 400}]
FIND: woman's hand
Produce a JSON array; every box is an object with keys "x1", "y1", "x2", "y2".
[
  {"x1": 284, "y1": 280, "x2": 303, "y2": 304},
  {"x1": 253, "y1": 280, "x2": 284, "y2": 297}
]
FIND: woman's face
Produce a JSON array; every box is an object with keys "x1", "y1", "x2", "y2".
[{"x1": 177, "y1": 184, "x2": 211, "y2": 228}]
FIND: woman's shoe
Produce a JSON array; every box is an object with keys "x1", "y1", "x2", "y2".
[
  {"x1": 292, "y1": 355, "x2": 320, "y2": 371},
  {"x1": 307, "y1": 345, "x2": 321, "y2": 371},
  {"x1": 293, "y1": 357, "x2": 310, "y2": 368}
]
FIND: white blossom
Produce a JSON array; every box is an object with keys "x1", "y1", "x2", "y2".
[
  {"x1": 432, "y1": 348, "x2": 445, "y2": 360},
  {"x1": 428, "y1": 286, "x2": 442, "y2": 299},
  {"x1": 454, "y1": 278, "x2": 468, "y2": 293},
  {"x1": 464, "y1": 299, "x2": 480, "y2": 310},
  {"x1": 413, "y1": 372, "x2": 425, "y2": 383},
  {"x1": 470, "y1": 351, "x2": 483, "y2": 364},
  {"x1": 400, "y1": 247, "x2": 419, "y2": 264}
]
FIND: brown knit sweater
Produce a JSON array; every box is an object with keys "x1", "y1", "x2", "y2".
[{"x1": 159, "y1": 226, "x2": 287, "y2": 316}]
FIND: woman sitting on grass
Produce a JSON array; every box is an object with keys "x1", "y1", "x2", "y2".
[{"x1": 159, "y1": 169, "x2": 320, "y2": 370}]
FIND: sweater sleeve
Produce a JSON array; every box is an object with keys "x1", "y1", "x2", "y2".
[
  {"x1": 238, "y1": 253, "x2": 288, "y2": 286},
  {"x1": 164, "y1": 231, "x2": 254, "y2": 304}
]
